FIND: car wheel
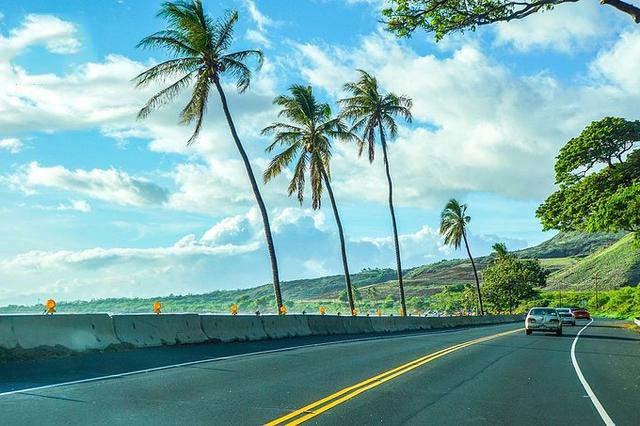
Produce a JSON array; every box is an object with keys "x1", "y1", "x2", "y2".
[{"x1": 525, "y1": 329, "x2": 532, "y2": 335}]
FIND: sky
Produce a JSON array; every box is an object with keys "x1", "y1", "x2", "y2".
[{"x1": 0, "y1": 0, "x2": 638, "y2": 306}]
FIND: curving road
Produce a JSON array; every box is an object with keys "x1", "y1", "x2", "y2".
[{"x1": 1, "y1": 319, "x2": 638, "y2": 425}]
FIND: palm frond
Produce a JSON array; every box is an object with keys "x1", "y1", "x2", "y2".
[
  {"x1": 133, "y1": 58, "x2": 200, "y2": 87},
  {"x1": 212, "y1": 10, "x2": 238, "y2": 52},
  {"x1": 179, "y1": 71, "x2": 211, "y2": 145},
  {"x1": 136, "y1": 30, "x2": 198, "y2": 56},
  {"x1": 137, "y1": 71, "x2": 196, "y2": 119},
  {"x1": 263, "y1": 142, "x2": 301, "y2": 183}
]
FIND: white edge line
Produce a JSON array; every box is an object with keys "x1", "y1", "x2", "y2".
[
  {"x1": 0, "y1": 323, "x2": 514, "y2": 398},
  {"x1": 570, "y1": 319, "x2": 615, "y2": 426}
]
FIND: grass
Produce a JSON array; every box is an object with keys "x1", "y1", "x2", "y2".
[{"x1": 547, "y1": 233, "x2": 640, "y2": 290}]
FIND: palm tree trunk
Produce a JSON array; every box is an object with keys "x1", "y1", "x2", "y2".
[
  {"x1": 213, "y1": 77, "x2": 283, "y2": 311},
  {"x1": 320, "y1": 166, "x2": 355, "y2": 314},
  {"x1": 462, "y1": 229, "x2": 484, "y2": 315},
  {"x1": 378, "y1": 127, "x2": 406, "y2": 316}
]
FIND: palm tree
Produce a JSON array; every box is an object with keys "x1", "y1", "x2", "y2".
[
  {"x1": 339, "y1": 70, "x2": 412, "y2": 316},
  {"x1": 262, "y1": 85, "x2": 357, "y2": 314},
  {"x1": 134, "y1": 1, "x2": 283, "y2": 310},
  {"x1": 440, "y1": 199, "x2": 485, "y2": 315}
]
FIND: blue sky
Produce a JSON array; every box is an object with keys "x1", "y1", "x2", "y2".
[{"x1": 0, "y1": 0, "x2": 638, "y2": 305}]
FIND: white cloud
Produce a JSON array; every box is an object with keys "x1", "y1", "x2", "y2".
[
  {"x1": 9, "y1": 162, "x2": 168, "y2": 207},
  {"x1": 244, "y1": 0, "x2": 272, "y2": 31},
  {"x1": 0, "y1": 137, "x2": 22, "y2": 153},
  {"x1": 0, "y1": 14, "x2": 80, "y2": 59},
  {"x1": 56, "y1": 200, "x2": 92, "y2": 213},
  {"x1": 494, "y1": 2, "x2": 608, "y2": 52},
  {"x1": 243, "y1": 0, "x2": 273, "y2": 47},
  {"x1": 591, "y1": 29, "x2": 640, "y2": 92},
  {"x1": 293, "y1": 31, "x2": 640, "y2": 207}
]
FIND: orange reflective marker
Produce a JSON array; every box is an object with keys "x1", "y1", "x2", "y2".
[
  {"x1": 352, "y1": 308, "x2": 358, "y2": 317},
  {"x1": 279, "y1": 305, "x2": 287, "y2": 315},
  {"x1": 230, "y1": 303, "x2": 239, "y2": 315},
  {"x1": 376, "y1": 309, "x2": 382, "y2": 317},
  {"x1": 319, "y1": 306, "x2": 326, "y2": 315},
  {"x1": 153, "y1": 301, "x2": 162, "y2": 315},
  {"x1": 44, "y1": 299, "x2": 56, "y2": 315}
]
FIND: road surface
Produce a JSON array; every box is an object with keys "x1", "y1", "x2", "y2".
[{"x1": 1, "y1": 319, "x2": 638, "y2": 425}]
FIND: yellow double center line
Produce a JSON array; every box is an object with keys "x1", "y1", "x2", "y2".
[{"x1": 266, "y1": 328, "x2": 521, "y2": 425}]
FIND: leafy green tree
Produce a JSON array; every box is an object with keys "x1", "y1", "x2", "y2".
[
  {"x1": 462, "y1": 284, "x2": 479, "y2": 314},
  {"x1": 491, "y1": 242, "x2": 509, "y2": 259},
  {"x1": 339, "y1": 70, "x2": 413, "y2": 316},
  {"x1": 262, "y1": 85, "x2": 357, "y2": 314},
  {"x1": 483, "y1": 245, "x2": 546, "y2": 314},
  {"x1": 537, "y1": 117, "x2": 640, "y2": 235},
  {"x1": 134, "y1": 2, "x2": 283, "y2": 310},
  {"x1": 440, "y1": 199, "x2": 485, "y2": 315},
  {"x1": 382, "y1": 0, "x2": 640, "y2": 42}
]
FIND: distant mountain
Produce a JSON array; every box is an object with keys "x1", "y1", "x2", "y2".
[
  {"x1": 547, "y1": 233, "x2": 640, "y2": 290},
  {"x1": 515, "y1": 231, "x2": 626, "y2": 259}
]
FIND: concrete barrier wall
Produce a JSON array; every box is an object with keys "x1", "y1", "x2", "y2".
[
  {"x1": 200, "y1": 315, "x2": 267, "y2": 342},
  {"x1": 306, "y1": 315, "x2": 347, "y2": 335},
  {"x1": 0, "y1": 314, "x2": 119, "y2": 351},
  {"x1": 0, "y1": 313, "x2": 521, "y2": 355},
  {"x1": 112, "y1": 314, "x2": 208, "y2": 347},
  {"x1": 260, "y1": 314, "x2": 312, "y2": 339}
]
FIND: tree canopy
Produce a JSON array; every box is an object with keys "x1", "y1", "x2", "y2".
[
  {"x1": 537, "y1": 117, "x2": 640, "y2": 234},
  {"x1": 482, "y1": 245, "x2": 546, "y2": 314},
  {"x1": 382, "y1": 0, "x2": 640, "y2": 41}
]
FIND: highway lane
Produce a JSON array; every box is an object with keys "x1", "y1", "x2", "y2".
[{"x1": 1, "y1": 319, "x2": 638, "y2": 425}]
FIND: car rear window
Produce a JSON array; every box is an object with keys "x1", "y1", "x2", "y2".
[{"x1": 530, "y1": 308, "x2": 557, "y2": 316}]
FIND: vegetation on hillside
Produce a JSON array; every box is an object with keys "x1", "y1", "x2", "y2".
[{"x1": 547, "y1": 233, "x2": 640, "y2": 290}]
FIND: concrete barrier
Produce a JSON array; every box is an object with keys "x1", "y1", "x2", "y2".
[
  {"x1": 341, "y1": 316, "x2": 375, "y2": 334},
  {"x1": 112, "y1": 314, "x2": 207, "y2": 347},
  {"x1": 306, "y1": 315, "x2": 347, "y2": 335},
  {"x1": 260, "y1": 315, "x2": 312, "y2": 339},
  {"x1": 200, "y1": 315, "x2": 267, "y2": 342},
  {"x1": 393, "y1": 316, "x2": 425, "y2": 331},
  {"x1": 0, "y1": 314, "x2": 119, "y2": 351},
  {"x1": 0, "y1": 312, "x2": 522, "y2": 357},
  {"x1": 369, "y1": 316, "x2": 395, "y2": 333}
]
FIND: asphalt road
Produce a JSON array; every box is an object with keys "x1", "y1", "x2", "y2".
[{"x1": 1, "y1": 319, "x2": 638, "y2": 425}]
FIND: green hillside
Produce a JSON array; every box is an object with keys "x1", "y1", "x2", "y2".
[{"x1": 547, "y1": 233, "x2": 640, "y2": 290}]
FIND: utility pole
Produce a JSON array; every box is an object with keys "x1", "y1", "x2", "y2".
[
  {"x1": 558, "y1": 280, "x2": 562, "y2": 306},
  {"x1": 594, "y1": 272, "x2": 599, "y2": 311}
]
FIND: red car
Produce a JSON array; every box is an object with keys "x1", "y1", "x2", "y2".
[{"x1": 571, "y1": 307, "x2": 591, "y2": 320}]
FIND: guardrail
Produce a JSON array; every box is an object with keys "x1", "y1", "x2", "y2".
[
  {"x1": 0, "y1": 313, "x2": 522, "y2": 355},
  {"x1": 634, "y1": 317, "x2": 640, "y2": 327}
]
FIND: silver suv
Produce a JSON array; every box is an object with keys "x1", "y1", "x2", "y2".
[
  {"x1": 556, "y1": 307, "x2": 576, "y2": 326},
  {"x1": 525, "y1": 307, "x2": 562, "y2": 336}
]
